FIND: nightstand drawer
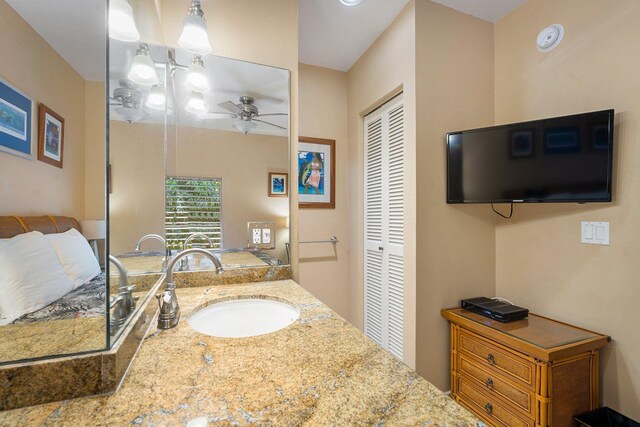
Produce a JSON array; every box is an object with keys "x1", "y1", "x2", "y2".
[
  {"x1": 458, "y1": 329, "x2": 535, "y2": 389},
  {"x1": 458, "y1": 354, "x2": 533, "y2": 416},
  {"x1": 456, "y1": 375, "x2": 535, "y2": 427}
]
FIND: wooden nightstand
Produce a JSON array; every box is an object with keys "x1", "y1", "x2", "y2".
[{"x1": 441, "y1": 308, "x2": 610, "y2": 427}]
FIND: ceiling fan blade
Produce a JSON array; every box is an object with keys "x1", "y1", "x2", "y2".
[
  {"x1": 253, "y1": 119, "x2": 287, "y2": 130},
  {"x1": 256, "y1": 113, "x2": 288, "y2": 118},
  {"x1": 218, "y1": 101, "x2": 243, "y2": 115},
  {"x1": 201, "y1": 112, "x2": 235, "y2": 120}
]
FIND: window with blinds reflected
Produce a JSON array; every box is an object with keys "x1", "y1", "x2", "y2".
[{"x1": 165, "y1": 177, "x2": 222, "y2": 251}]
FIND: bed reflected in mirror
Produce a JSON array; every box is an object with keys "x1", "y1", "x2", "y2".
[{"x1": 0, "y1": 0, "x2": 109, "y2": 364}]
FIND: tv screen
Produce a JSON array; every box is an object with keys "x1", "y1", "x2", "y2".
[{"x1": 446, "y1": 109, "x2": 614, "y2": 204}]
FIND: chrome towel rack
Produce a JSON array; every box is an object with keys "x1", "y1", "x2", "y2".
[{"x1": 299, "y1": 236, "x2": 339, "y2": 244}]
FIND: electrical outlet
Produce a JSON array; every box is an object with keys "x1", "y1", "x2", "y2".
[
  {"x1": 252, "y1": 228, "x2": 261, "y2": 244},
  {"x1": 262, "y1": 228, "x2": 271, "y2": 244}
]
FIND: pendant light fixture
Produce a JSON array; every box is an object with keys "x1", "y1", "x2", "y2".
[
  {"x1": 178, "y1": 0, "x2": 212, "y2": 55},
  {"x1": 146, "y1": 85, "x2": 166, "y2": 110},
  {"x1": 108, "y1": 0, "x2": 140, "y2": 42},
  {"x1": 128, "y1": 44, "x2": 159, "y2": 86},
  {"x1": 184, "y1": 56, "x2": 210, "y2": 93},
  {"x1": 185, "y1": 91, "x2": 207, "y2": 115}
]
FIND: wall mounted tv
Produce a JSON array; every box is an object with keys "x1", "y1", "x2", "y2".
[{"x1": 446, "y1": 109, "x2": 614, "y2": 204}]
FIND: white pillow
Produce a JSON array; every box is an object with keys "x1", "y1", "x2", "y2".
[
  {"x1": 0, "y1": 231, "x2": 74, "y2": 325},
  {"x1": 45, "y1": 228, "x2": 101, "y2": 289}
]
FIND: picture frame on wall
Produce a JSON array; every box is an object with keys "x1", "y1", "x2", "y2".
[
  {"x1": 268, "y1": 172, "x2": 288, "y2": 197},
  {"x1": 37, "y1": 103, "x2": 65, "y2": 168},
  {"x1": 298, "y1": 136, "x2": 335, "y2": 209},
  {"x1": 0, "y1": 78, "x2": 33, "y2": 159}
]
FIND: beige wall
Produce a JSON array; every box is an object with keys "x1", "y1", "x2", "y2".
[
  {"x1": 298, "y1": 64, "x2": 350, "y2": 318},
  {"x1": 109, "y1": 121, "x2": 165, "y2": 256},
  {"x1": 84, "y1": 81, "x2": 106, "y2": 221},
  {"x1": 494, "y1": 0, "x2": 640, "y2": 418},
  {"x1": 169, "y1": 128, "x2": 289, "y2": 263},
  {"x1": 0, "y1": 0, "x2": 87, "y2": 218},
  {"x1": 414, "y1": 0, "x2": 496, "y2": 391},
  {"x1": 347, "y1": 1, "x2": 417, "y2": 368}
]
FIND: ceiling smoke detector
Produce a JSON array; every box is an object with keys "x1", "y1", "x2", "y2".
[{"x1": 537, "y1": 24, "x2": 564, "y2": 52}]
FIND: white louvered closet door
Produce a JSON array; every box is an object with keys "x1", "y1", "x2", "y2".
[{"x1": 364, "y1": 93, "x2": 404, "y2": 361}]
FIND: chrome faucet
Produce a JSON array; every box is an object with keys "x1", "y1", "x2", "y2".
[
  {"x1": 157, "y1": 248, "x2": 223, "y2": 330},
  {"x1": 180, "y1": 233, "x2": 213, "y2": 271},
  {"x1": 134, "y1": 234, "x2": 166, "y2": 251},
  {"x1": 109, "y1": 255, "x2": 138, "y2": 329}
]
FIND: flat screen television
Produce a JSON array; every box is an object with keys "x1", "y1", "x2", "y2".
[{"x1": 446, "y1": 109, "x2": 614, "y2": 204}]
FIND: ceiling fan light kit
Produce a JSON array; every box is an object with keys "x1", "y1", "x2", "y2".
[
  {"x1": 178, "y1": 0, "x2": 212, "y2": 55},
  {"x1": 108, "y1": 0, "x2": 140, "y2": 42},
  {"x1": 232, "y1": 120, "x2": 258, "y2": 135}
]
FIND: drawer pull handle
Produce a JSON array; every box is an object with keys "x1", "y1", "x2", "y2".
[
  {"x1": 486, "y1": 378, "x2": 494, "y2": 389},
  {"x1": 484, "y1": 403, "x2": 493, "y2": 414},
  {"x1": 487, "y1": 354, "x2": 495, "y2": 365}
]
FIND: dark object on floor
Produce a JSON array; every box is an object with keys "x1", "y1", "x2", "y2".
[{"x1": 574, "y1": 407, "x2": 640, "y2": 427}]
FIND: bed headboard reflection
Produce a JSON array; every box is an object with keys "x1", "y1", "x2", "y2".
[{"x1": 0, "y1": 216, "x2": 81, "y2": 239}]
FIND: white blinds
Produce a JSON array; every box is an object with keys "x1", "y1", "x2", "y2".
[{"x1": 165, "y1": 177, "x2": 222, "y2": 251}]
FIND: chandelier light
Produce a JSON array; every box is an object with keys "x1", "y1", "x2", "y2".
[
  {"x1": 184, "y1": 56, "x2": 210, "y2": 93},
  {"x1": 108, "y1": 0, "x2": 140, "y2": 42},
  {"x1": 128, "y1": 44, "x2": 159, "y2": 86},
  {"x1": 178, "y1": 0, "x2": 212, "y2": 55}
]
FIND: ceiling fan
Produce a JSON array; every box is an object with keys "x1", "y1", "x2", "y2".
[
  {"x1": 208, "y1": 96, "x2": 288, "y2": 134},
  {"x1": 109, "y1": 82, "x2": 151, "y2": 123}
]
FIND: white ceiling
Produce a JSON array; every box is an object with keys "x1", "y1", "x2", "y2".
[
  {"x1": 6, "y1": 0, "x2": 106, "y2": 81},
  {"x1": 299, "y1": 0, "x2": 527, "y2": 72}
]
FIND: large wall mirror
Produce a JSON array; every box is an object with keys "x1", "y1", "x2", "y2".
[
  {"x1": 109, "y1": 35, "x2": 290, "y2": 279},
  {"x1": 0, "y1": 0, "x2": 108, "y2": 363}
]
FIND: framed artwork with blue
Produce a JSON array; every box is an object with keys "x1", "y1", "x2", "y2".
[
  {"x1": 0, "y1": 78, "x2": 33, "y2": 159},
  {"x1": 37, "y1": 103, "x2": 65, "y2": 168},
  {"x1": 298, "y1": 136, "x2": 335, "y2": 209},
  {"x1": 268, "y1": 172, "x2": 288, "y2": 197}
]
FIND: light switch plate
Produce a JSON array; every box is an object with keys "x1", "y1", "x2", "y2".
[
  {"x1": 246, "y1": 221, "x2": 276, "y2": 250},
  {"x1": 581, "y1": 221, "x2": 609, "y2": 245}
]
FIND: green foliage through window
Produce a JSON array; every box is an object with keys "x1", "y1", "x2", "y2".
[{"x1": 165, "y1": 177, "x2": 222, "y2": 251}]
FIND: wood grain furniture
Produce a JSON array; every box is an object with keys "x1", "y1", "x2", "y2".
[
  {"x1": 442, "y1": 308, "x2": 610, "y2": 427},
  {"x1": 0, "y1": 215, "x2": 80, "y2": 238}
]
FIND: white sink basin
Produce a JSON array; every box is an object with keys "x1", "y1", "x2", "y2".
[{"x1": 188, "y1": 298, "x2": 299, "y2": 338}]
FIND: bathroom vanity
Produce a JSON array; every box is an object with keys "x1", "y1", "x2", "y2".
[{"x1": 0, "y1": 279, "x2": 480, "y2": 426}]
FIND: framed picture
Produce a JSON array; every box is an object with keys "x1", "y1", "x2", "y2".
[
  {"x1": 0, "y1": 78, "x2": 33, "y2": 159},
  {"x1": 298, "y1": 136, "x2": 335, "y2": 209},
  {"x1": 509, "y1": 129, "x2": 534, "y2": 158},
  {"x1": 37, "y1": 103, "x2": 65, "y2": 168},
  {"x1": 268, "y1": 172, "x2": 288, "y2": 197}
]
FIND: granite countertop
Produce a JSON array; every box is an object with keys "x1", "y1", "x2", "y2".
[{"x1": 0, "y1": 280, "x2": 480, "y2": 426}]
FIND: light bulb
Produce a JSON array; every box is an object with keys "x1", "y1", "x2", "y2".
[
  {"x1": 185, "y1": 91, "x2": 207, "y2": 115},
  {"x1": 233, "y1": 120, "x2": 257, "y2": 134},
  {"x1": 146, "y1": 86, "x2": 166, "y2": 110},
  {"x1": 109, "y1": 0, "x2": 140, "y2": 42},
  {"x1": 184, "y1": 56, "x2": 210, "y2": 93},
  {"x1": 128, "y1": 44, "x2": 159, "y2": 86},
  {"x1": 178, "y1": 1, "x2": 211, "y2": 55}
]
